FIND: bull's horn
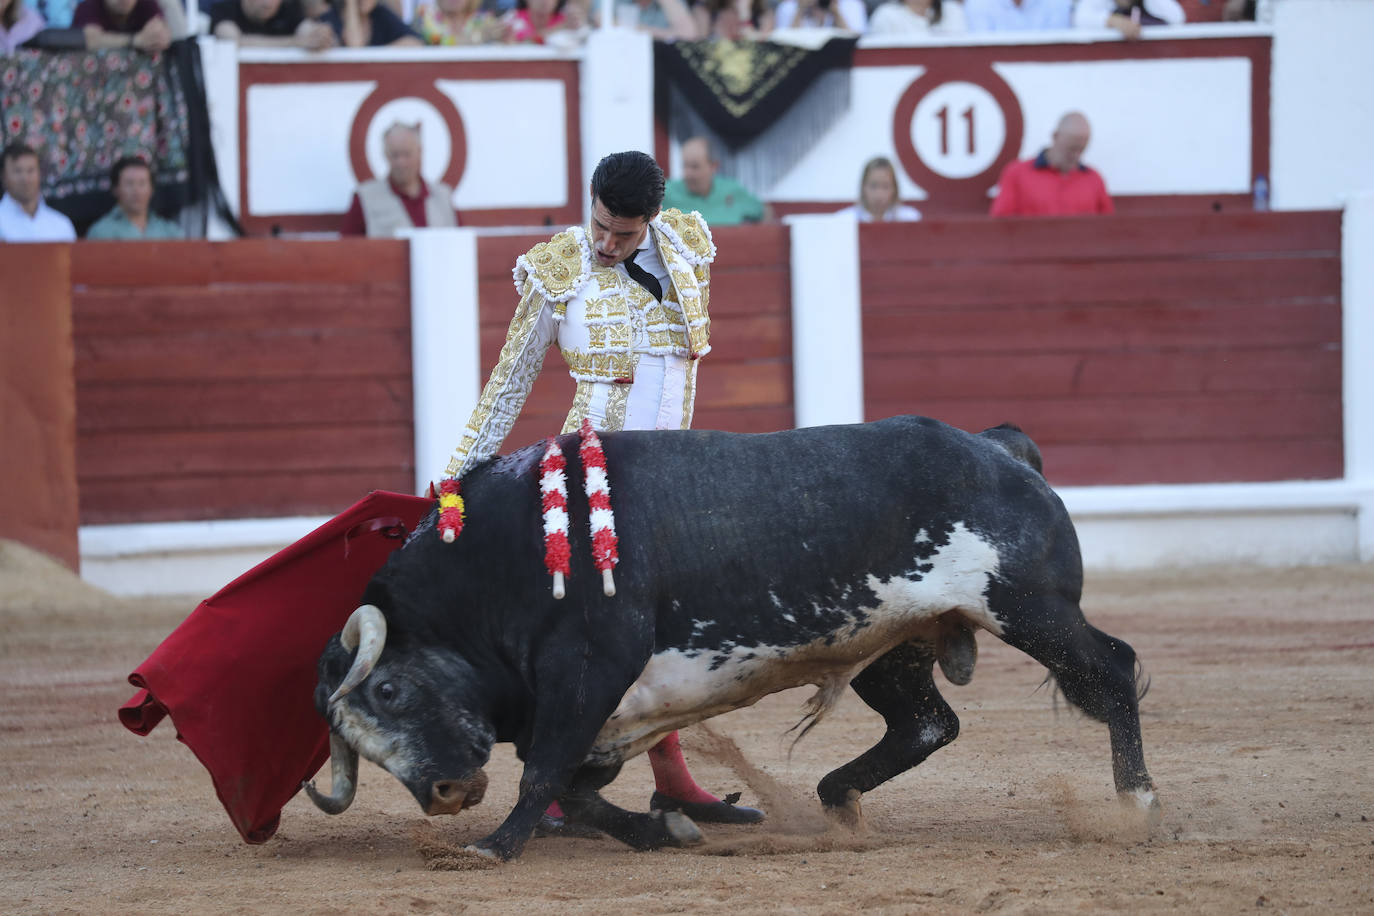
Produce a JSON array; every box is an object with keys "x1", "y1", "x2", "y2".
[
  {"x1": 330, "y1": 603, "x2": 387, "y2": 704},
  {"x1": 302, "y1": 731, "x2": 360, "y2": 814}
]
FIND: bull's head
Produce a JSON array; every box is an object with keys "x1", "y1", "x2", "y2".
[{"x1": 304, "y1": 604, "x2": 496, "y2": 817}]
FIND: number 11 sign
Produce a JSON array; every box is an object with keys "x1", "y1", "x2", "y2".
[{"x1": 893, "y1": 65, "x2": 1024, "y2": 208}]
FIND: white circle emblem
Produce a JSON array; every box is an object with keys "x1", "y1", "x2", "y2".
[{"x1": 909, "y1": 82, "x2": 1007, "y2": 180}]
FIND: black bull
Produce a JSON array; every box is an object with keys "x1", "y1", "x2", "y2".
[{"x1": 306, "y1": 416, "x2": 1157, "y2": 861}]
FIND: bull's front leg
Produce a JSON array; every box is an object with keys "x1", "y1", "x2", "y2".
[{"x1": 466, "y1": 645, "x2": 643, "y2": 861}]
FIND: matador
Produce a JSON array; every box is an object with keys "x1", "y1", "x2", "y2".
[{"x1": 443, "y1": 151, "x2": 765, "y2": 831}]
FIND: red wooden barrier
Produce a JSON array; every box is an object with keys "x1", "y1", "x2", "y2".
[
  {"x1": 1, "y1": 245, "x2": 80, "y2": 568},
  {"x1": 71, "y1": 240, "x2": 414, "y2": 524},
  {"x1": 859, "y1": 211, "x2": 1343, "y2": 485}
]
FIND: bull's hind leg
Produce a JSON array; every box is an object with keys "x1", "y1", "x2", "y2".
[
  {"x1": 991, "y1": 585, "x2": 1158, "y2": 818},
  {"x1": 557, "y1": 761, "x2": 704, "y2": 851},
  {"x1": 817, "y1": 641, "x2": 958, "y2": 821}
]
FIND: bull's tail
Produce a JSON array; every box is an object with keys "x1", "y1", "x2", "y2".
[
  {"x1": 978, "y1": 422, "x2": 1043, "y2": 475},
  {"x1": 783, "y1": 676, "x2": 848, "y2": 757}
]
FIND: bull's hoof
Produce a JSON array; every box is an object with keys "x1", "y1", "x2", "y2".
[
  {"x1": 649, "y1": 791, "x2": 765, "y2": 825},
  {"x1": 660, "y1": 810, "x2": 705, "y2": 847},
  {"x1": 824, "y1": 788, "x2": 865, "y2": 830},
  {"x1": 462, "y1": 844, "x2": 501, "y2": 861},
  {"x1": 1119, "y1": 786, "x2": 1163, "y2": 829}
]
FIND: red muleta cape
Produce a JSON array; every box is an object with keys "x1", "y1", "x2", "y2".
[{"x1": 118, "y1": 491, "x2": 431, "y2": 843}]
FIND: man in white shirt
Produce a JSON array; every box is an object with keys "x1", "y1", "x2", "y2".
[{"x1": 0, "y1": 143, "x2": 77, "y2": 243}]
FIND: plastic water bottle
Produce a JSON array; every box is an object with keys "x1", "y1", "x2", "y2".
[{"x1": 1253, "y1": 175, "x2": 1270, "y2": 212}]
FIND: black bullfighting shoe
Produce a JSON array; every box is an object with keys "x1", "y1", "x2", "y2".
[{"x1": 650, "y1": 791, "x2": 765, "y2": 825}]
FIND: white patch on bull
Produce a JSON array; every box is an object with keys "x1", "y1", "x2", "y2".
[
  {"x1": 330, "y1": 701, "x2": 417, "y2": 783},
  {"x1": 919, "y1": 723, "x2": 944, "y2": 746},
  {"x1": 590, "y1": 521, "x2": 1004, "y2": 764}
]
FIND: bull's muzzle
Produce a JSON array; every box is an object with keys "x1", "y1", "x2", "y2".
[{"x1": 427, "y1": 771, "x2": 489, "y2": 816}]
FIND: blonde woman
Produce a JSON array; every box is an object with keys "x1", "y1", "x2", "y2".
[{"x1": 836, "y1": 157, "x2": 922, "y2": 222}]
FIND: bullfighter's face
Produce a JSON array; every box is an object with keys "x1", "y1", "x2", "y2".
[
  {"x1": 589, "y1": 196, "x2": 654, "y2": 269},
  {"x1": 311, "y1": 623, "x2": 495, "y2": 817}
]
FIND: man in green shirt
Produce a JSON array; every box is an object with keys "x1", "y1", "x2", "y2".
[
  {"x1": 86, "y1": 156, "x2": 182, "y2": 240},
  {"x1": 661, "y1": 136, "x2": 768, "y2": 226}
]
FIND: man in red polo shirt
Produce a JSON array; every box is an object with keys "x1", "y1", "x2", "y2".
[
  {"x1": 990, "y1": 111, "x2": 1114, "y2": 217},
  {"x1": 340, "y1": 122, "x2": 458, "y2": 237}
]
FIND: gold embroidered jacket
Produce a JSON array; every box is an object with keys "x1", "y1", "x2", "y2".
[{"x1": 444, "y1": 208, "x2": 715, "y2": 478}]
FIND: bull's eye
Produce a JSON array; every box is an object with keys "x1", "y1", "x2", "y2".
[{"x1": 378, "y1": 681, "x2": 396, "y2": 703}]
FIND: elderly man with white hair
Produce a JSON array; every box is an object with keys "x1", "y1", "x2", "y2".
[{"x1": 340, "y1": 122, "x2": 458, "y2": 238}]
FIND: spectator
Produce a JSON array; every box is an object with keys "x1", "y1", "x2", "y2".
[
  {"x1": 613, "y1": 0, "x2": 696, "y2": 38},
  {"x1": 963, "y1": 0, "x2": 1068, "y2": 31},
  {"x1": 86, "y1": 156, "x2": 182, "y2": 240},
  {"x1": 0, "y1": 143, "x2": 76, "y2": 242},
  {"x1": 411, "y1": 0, "x2": 503, "y2": 43},
  {"x1": 505, "y1": 0, "x2": 570, "y2": 41},
  {"x1": 1223, "y1": 0, "x2": 1254, "y2": 20},
  {"x1": 1074, "y1": 0, "x2": 1182, "y2": 38},
  {"x1": 836, "y1": 156, "x2": 921, "y2": 222},
  {"x1": 2, "y1": 0, "x2": 44, "y2": 51},
  {"x1": 989, "y1": 111, "x2": 1114, "y2": 217},
  {"x1": 72, "y1": 0, "x2": 170, "y2": 50},
  {"x1": 698, "y1": 0, "x2": 772, "y2": 38},
  {"x1": 321, "y1": 0, "x2": 423, "y2": 45},
  {"x1": 211, "y1": 0, "x2": 337, "y2": 47},
  {"x1": 33, "y1": 0, "x2": 75, "y2": 27},
  {"x1": 774, "y1": 0, "x2": 867, "y2": 32},
  {"x1": 340, "y1": 122, "x2": 458, "y2": 237},
  {"x1": 868, "y1": 0, "x2": 964, "y2": 34},
  {"x1": 661, "y1": 136, "x2": 766, "y2": 226}
]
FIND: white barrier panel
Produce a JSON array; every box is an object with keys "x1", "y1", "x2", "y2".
[{"x1": 234, "y1": 46, "x2": 583, "y2": 234}]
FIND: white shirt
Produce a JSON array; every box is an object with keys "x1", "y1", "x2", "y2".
[
  {"x1": 868, "y1": 0, "x2": 967, "y2": 33},
  {"x1": 836, "y1": 202, "x2": 923, "y2": 222},
  {"x1": 963, "y1": 0, "x2": 1070, "y2": 31},
  {"x1": 0, "y1": 193, "x2": 77, "y2": 243},
  {"x1": 775, "y1": 0, "x2": 869, "y2": 32}
]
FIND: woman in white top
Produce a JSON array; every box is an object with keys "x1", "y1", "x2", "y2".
[
  {"x1": 868, "y1": 0, "x2": 965, "y2": 34},
  {"x1": 836, "y1": 157, "x2": 922, "y2": 222}
]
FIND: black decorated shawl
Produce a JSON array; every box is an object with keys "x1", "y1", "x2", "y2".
[{"x1": 654, "y1": 36, "x2": 858, "y2": 149}]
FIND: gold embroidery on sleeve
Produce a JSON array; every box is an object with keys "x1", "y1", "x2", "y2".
[{"x1": 444, "y1": 285, "x2": 553, "y2": 477}]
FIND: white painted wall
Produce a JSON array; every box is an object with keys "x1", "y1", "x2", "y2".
[
  {"x1": 1343, "y1": 192, "x2": 1374, "y2": 561},
  {"x1": 1271, "y1": 0, "x2": 1374, "y2": 210},
  {"x1": 198, "y1": 36, "x2": 240, "y2": 239},
  {"x1": 769, "y1": 53, "x2": 1256, "y2": 203},
  {"x1": 788, "y1": 215, "x2": 864, "y2": 428},
  {"x1": 404, "y1": 227, "x2": 482, "y2": 493},
  {"x1": 244, "y1": 78, "x2": 572, "y2": 216},
  {"x1": 579, "y1": 28, "x2": 655, "y2": 196}
]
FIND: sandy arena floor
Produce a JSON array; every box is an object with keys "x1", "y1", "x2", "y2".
[{"x1": 2, "y1": 541, "x2": 1372, "y2": 914}]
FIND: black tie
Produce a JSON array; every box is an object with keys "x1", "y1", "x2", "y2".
[{"x1": 624, "y1": 249, "x2": 663, "y2": 303}]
